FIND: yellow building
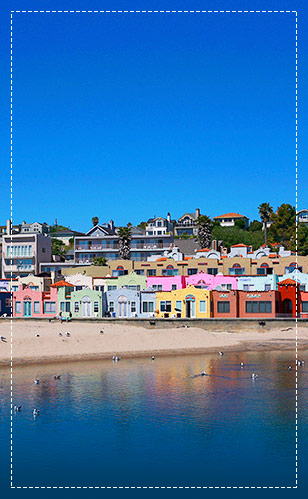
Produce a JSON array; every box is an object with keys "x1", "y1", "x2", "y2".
[{"x1": 155, "y1": 285, "x2": 212, "y2": 319}]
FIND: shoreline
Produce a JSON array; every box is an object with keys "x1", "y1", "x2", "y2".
[{"x1": 0, "y1": 320, "x2": 307, "y2": 368}]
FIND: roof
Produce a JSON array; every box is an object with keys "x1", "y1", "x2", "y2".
[
  {"x1": 175, "y1": 239, "x2": 200, "y2": 255},
  {"x1": 50, "y1": 280, "x2": 74, "y2": 288},
  {"x1": 213, "y1": 213, "x2": 247, "y2": 219},
  {"x1": 278, "y1": 279, "x2": 298, "y2": 286},
  {"x1": 231, "y1": 244, "x2": 249, "y2": 248},
  {"x1": 197, "y1": 248, "x2": 210, "y2": 252}
]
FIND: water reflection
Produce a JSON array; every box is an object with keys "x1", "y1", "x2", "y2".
[{"x1": 0, "y1": 349, "x2": 307, "y2": 487}]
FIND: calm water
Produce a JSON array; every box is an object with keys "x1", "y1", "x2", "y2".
[{"x1": 1, "y1": 350, "x2": 308, "y2": 488}]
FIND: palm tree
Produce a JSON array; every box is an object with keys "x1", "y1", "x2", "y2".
[
  {"x1": 92, "y1": 217, "x2": 99, "y2": 226},
  {"x1": 93, "y1": 256, "x2": 107, "y2": 266},
  {"x1": 258, "y1": 203, "x2": 273, "y2": 247},
  {"x1": 196, "y1": 215, "x2": 213, "y2": 249},
  {"x1": 118, "y1": 226, "x2": 132, "y2": 260}
]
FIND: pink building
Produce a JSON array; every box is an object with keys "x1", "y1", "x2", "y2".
[
  {"x1": 185, "y1": 271, "x2": 237, "y2": 290},
  {"x1": 146, "y1": 275, "x2": 186, "y2": 291},
  {"x1": 13, "y1": 284, "x2": 58, "y2": 318}
]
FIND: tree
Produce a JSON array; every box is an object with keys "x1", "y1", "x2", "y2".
[
  {"x1": 137, "y1": 221, "x2": 147, "y2": 230},
  {"x1": 51, "y1": 238, "x2": 66, "y2": 256},
  {"x1": 295, "y1": 223, "x2": 308, "y2": 255},
  {"x1": 249, "y1": 220, "x2": 263, "y2": 232},
  {"x1": 196, "y1": 215, "x2": 213, "y2": 249},
  {"x1": 234, "y1": 219, "x2": 246, "y2": 230},
  {"x1": 92, "y1": 217, "x2": 99, "y2": 226},
  {"x1": 93, "y1": 256, "x2": 107, "y2": 266},
  {"x1": 270, "y1": 204, "x2": 296, "y2": 247},
  {"x1": 118, "y1": 226, "x2": 132, "y2": 260},
  {"x1": 258, "y1": 202, "x2": 274, "y2": 247}
]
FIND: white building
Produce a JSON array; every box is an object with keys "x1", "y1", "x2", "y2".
[
  {"x1": 213, "y1": 212, "x2": 249, "y2": 228},
  {"x1": 1, "y1": 220, "x2": 52, "y2": 278}
]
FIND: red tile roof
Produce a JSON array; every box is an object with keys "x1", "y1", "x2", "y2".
[
  {"x1": 231, "y1": 244, "x2": 249, "y2": 248},
  {"x1": 197, "y1": 248, "x2": 210, "y2": 252},
  {"x1": 278, "y1": 279, "x2": 297, "y2": 286},
  {"x1": 50, "y1": 280, "x2": 74, "y2": 288},
  {"x1": 214, "y1": 213, "x2": 247, "y2": 219}
]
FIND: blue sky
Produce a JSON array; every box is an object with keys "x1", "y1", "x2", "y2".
[{"x1": 0, "y1": 0, "x2": 307, "y2": 232}]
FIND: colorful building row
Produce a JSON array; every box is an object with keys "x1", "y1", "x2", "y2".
[{"x1": 10, "y1": 278, "x2": 308, "y2": 319}]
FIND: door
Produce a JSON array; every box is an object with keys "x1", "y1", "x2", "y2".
[
  {"x1": 82, "y1": 297, "x2": 91, "y2": 317},
  {"x1": 283, "y1": 299, "x2": 293, "y2": 315},
  {"x1": 23, "y1": 300, "x2": 31, "y2": 317},
  {"x1": 118, "y1": 297, "x2": 128, "y2": 317},
  {"x1": 185, "y1": 295, "x2": 196, "y2": 318}
]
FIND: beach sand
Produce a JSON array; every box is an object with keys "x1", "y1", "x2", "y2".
[{"x1": 0, "y1": 320, "x2": 307, "y2": 366}]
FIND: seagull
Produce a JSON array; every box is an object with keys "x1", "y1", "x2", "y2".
[
  {"x1": 298, "y1": 360, "x2": 305, "y2": 366},
  {"x1": 65, "y1": 332, "x2": 71, "y2": 337},
  {"x1": 151, "y1": 356, "x2": 155, "y2": 361},
  {"x1": 54, "y1": 375, "x2": 61, "y2": 380},
  {"x1": 58, "y1": 332, "x2": 63, "y2": 336},
  {"x1": 34, "y1": 379, "x2": 40, "y2": 385},
  {"x1": 288, "y1": 366, "x2": 292, "y2": 371},
  {"x1": 201, "y1": 371, "x2": 207, "y2": 376},
  {"x1": 14, "y1": 405, "x2": 21, "y2": 412},
  {"x1": 0, "y1": 335, "x2": 6, "y2": 342},
  {"x1": 218, "y1": 352, "x2": 224, "y2": 356},
  {"x1": 99, "y1": 330, "x2": 104, "y2": 335},
  {"x1": 251, "y1": 373, "x2": 259, "y2": 379},
  {"x1": 240, "y1": 362, "x2": 245, "y2": 368},
  {"x1": 33, "y1": 409, "x2": 40, "y2": 417},
  {"x1": 35, "y1": 334, "x2": 40, "y2": 338}
]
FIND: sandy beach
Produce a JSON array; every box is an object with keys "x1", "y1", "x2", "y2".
[{"x1": 0, "y1": 320, "x2": 307, "y2": 366}]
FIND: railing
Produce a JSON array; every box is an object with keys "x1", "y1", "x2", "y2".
[{"x1": 75, "y1": 245, "x2": 119, "y2": 250}]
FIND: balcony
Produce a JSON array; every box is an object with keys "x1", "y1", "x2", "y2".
[{"x1": 75, "y1": 245, "x2": 119, "y2": 251}]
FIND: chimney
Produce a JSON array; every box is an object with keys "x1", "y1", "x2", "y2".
[
  {"x1": 6, "y1": 219, "x2": 11, "y2": 236},
  {"x1": 167, "y1": 212, "x2": 171, "y2": 222},
  {"x1": 110, "y1": 219, "x2": 114, "y2": 231},
  {"x1": 195, "y1": 208, "x2": 200, "y2": 218}
]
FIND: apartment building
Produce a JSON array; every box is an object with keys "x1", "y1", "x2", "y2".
[{"x1": 2, "y1": 220, "x2": 52, "y2": 278}]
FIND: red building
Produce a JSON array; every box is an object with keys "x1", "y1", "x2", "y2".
[
  {"x1": 212, "y1": 290, "x2": 238, "y2": 318},
  {"x1": 238, "y1": 290, "x2": 280, "y2": 318},
  {"x1": 277, "y1": 279, "x2": 300, "y2": 318}
]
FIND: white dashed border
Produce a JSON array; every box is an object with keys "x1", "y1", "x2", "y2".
[{"x1": 10, "y1": 9, "x2": 298, "y2": 489}]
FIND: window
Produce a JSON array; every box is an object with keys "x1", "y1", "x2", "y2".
[
  {"x1": 229, "y1": 266, "x2": 245, "y2": 275},
  {"x1": 243, "y1": 284, "x2": 254, "y2": 291},
  {"x1": 5, "y1": 298, "x2": 12, "y2": 308},
  {"x1": 15, "y1": 301, "x2": 21, "y2": 313},
  {"x1": 30, "y1": 286, "x2": 39, "y2": 291},
  {"x1": 188, "y1": 268, "x2": 198, "y2": 275},
  {"x1": 207, "y1": 268, "x2": 218, "y2": 275},
  {"x1": 94, "y1": 302, "x2": 99, "y2": 313},
  {"x1": 152, "y1": 285, "x2": 162, "y2": 291},
  {"x1": 60, "y1": 301, "x2": 70, "y2": 312},
  {"x1": 108, "y1": 285, "x2": 117, "y2": 291},
  {"x1": 135, "y1": 269, "x2": 145, "y2": 275},
  {"x1": 171, "y1": 284, "x2": 177, "y2": 290},
  {"x1": 299, "y1": 284, "x2": 306, "y2": 292},
  {"x1": 33, "y1": 301, "x2": 40, "y2": 314},
  {"x1": 302, "y1": 301, "x2": 308, "y2": 312},
  {"x1": 217, "y1": 301, "x2": 230, "y2": 313},
  {"x1": 160, "y1": 301, "x2": 172, "y2": 312},
  {"x1": 162, "y1": 268, "x2": 179, "y2": 276},
  {"x1": 264, "y1": 284, "x2": 271, "y2": 291},
  {"x1": 109, "y1": 301, "x2": 115, "y2": 313},
  {"x1": 44, "y1": 301, "x2": 56, "y2": 314},
  {"x1": 245, "y1": 301, "x2": 272, "y2": 313},
  {"x1": 143, "y1": 302, "x2": 154, "y2": 313},
  {"x1": 42, "y1": 248, "x2": 46, "y2": 253},
  {"x1": 75, "y1": 286, "x2": 83, "y2": 291},
  {"x1": 175, "y1": 300, "x2": 182, "y2": 312},
  {"x1": 12, "y1": 286, "x2": 18, "y2": 292},
  {"x1": 131, "y1": 301, "x2": 136, "y2": 313},
  {"x1": 199, "y1": 301, "x2": 206, "y2": 313},
  {"x1": 147, "y1": 269, "x2": 156, "y2": 276},
  {"x1": 74, "y1": 301, "x2": 80, "y2": 313}
]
